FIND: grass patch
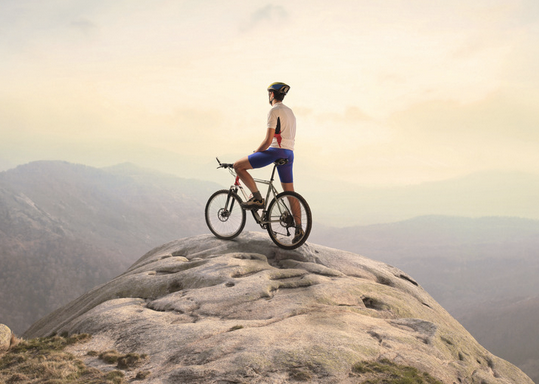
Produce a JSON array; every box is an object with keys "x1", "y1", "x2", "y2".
[
  {"x1": 0, "y1": 334, "x2": 148, "y2": 383},
  {"x1": 98, "y1": 350, "x2": 148, "y2": 370},
  {"x1": 351, "y1": 359, "x2": 443, "y2": 384},
  {"x1": 105, "y1": 370, "x2": 125, "y2": 382},
  {"x1": 117, "y1": 353, "x2": 148, "y2": 369},
  {"x1": 135, "y1": 370, "x2": 151, "y2": 380},
  {"x1": 99, "y1": 350, "x2": 122, "y2": 364}
]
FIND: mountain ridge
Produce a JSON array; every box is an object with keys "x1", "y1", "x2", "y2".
[
  {"x1": 311, "y1": 169, "x2": 539, "y2": 226},
  {"x1": 0, "y1": 160, "x2": 219, "y2": 334},
  {"x1": 4, "y1": 159, "x2": 539, "y2": 226}
]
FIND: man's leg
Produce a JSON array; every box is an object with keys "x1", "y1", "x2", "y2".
[
  {"x1": 282, "y1": 182, "x2": 302, "y2": 227},
  {"x1": 234, "y1": 157, "x2": 264, "y2": 209},
  {"x1": 281, "y1": 182, "x2": 294, "y2": 192},
  {"x1": 234, "y1": 157, "x2": 258, "y2": 194}
]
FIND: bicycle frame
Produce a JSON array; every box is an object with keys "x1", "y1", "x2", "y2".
[
  {"x1": 220, "y1": 159, "x2": 287, "y2": 228},
  {"x1": 250, "y1": 165, "x2": 282, "y2": 226}
]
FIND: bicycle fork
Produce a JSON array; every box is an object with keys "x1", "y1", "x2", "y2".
[{"x1": 224, "y1": 191, "x2": 236, "y2": 217}]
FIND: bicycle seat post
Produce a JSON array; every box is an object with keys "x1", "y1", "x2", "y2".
[
  {"x1": 270, "y1": 158, "x2": 288, "y2": 182},
  {"x1": 270, "y1": 163, "x2": 278, "y2": 182}
]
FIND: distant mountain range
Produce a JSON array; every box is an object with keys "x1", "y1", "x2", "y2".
[
  {"x1": 0, "y1": 161, "x2": 219, "y2": 334},
  {"x1": 309, "y1": 170, "x2": 539, "y2": 226}
]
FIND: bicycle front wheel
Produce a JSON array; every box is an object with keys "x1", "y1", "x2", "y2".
[
  {"x1": 266, "y1": 191, "x2": 312, "y2": 250},
  {"x1": 205, "y1": 189, "x2": 246, "y2": 240}
]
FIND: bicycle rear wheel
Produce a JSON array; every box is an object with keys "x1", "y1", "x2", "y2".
[
  {"x1": 205, "y1": 189, "x2": 246, "y2": 240},
  {"x1": 266, "y1": 191, "x2": 312, "y2": 250}
]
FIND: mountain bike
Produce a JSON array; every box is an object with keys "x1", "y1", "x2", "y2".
[{"x1": 205, "y1": 158, "x2": 312, "y2": 250}]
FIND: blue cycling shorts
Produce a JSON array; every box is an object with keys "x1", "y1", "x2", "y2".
[{"x1": 248, "y1": 147, "x2": 294, "y2": 183}]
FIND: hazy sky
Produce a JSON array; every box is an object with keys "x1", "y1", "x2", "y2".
[{"x1": 1, "y1": 0, "x2": 539, "y2": 188}]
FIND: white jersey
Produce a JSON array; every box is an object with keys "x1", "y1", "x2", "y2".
[{"x1": 267, "y1": 102, "x2": 296, "y2": 151}]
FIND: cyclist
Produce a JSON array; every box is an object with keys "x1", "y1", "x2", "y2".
[{"x1": 233, "y1": 82, "x2": 304, "y2": 242}]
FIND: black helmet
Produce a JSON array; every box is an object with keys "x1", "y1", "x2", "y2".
[{"x1": 267, "y1": 82, "x2": 290, "y2": 96}]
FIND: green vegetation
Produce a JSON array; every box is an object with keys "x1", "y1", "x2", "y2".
[
  {"x1": 0, "y1": 334, "x2": 149, "y2": 383},
  {"x1": 351, "y1": 359, "x2": 443, "y2": 384}
]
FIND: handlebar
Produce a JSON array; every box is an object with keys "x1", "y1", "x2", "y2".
[{"x1": 216, "y1": 157, "x2": 234, "y2": 169}]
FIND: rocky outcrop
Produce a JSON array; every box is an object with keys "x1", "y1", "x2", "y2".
[
  {"x1": 24, "y1": 232, "x2": 533, "y2": 383},
  {"x1": 0, "y1": 324, "x2": 12, "y2": 352}
]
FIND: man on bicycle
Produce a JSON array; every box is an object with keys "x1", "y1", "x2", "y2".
[{"x1": 233, "y1": 82, "x2": 304, "y2": 242}]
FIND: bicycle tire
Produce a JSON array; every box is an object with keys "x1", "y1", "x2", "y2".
[
  {"x1": 205, "y1": 189, "x2": 246, "y2": 240},
  {"x1": 266, "y1": 191, "x2": 312, "y2": 250}
]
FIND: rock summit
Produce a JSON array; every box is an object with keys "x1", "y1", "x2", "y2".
[{"x1": 24, "y1": 232, "x2": 533, "y2": 383}]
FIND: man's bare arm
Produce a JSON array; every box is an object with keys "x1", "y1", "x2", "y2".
[{"x1": 254, "y1": 128, "x2": 275, "y2": 152}]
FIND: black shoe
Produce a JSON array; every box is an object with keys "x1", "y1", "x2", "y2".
[
  {"x1": 241, "y1": 197, "x2": 265, "y2": 210},
  {"x1": 292, "y1": 227, "x2": 305, "y2": 243}
]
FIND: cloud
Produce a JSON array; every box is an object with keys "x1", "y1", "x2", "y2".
[
  {"x1": 69, "y1": 18, "x2": 97, "y2": 36},
  {"x1": 240, "y1": 4, "x2": 288, "y2": 32}
]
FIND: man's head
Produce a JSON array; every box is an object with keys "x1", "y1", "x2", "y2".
[{"x1": 267, "y1": 82, "x2": 290, "y2": 104}]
